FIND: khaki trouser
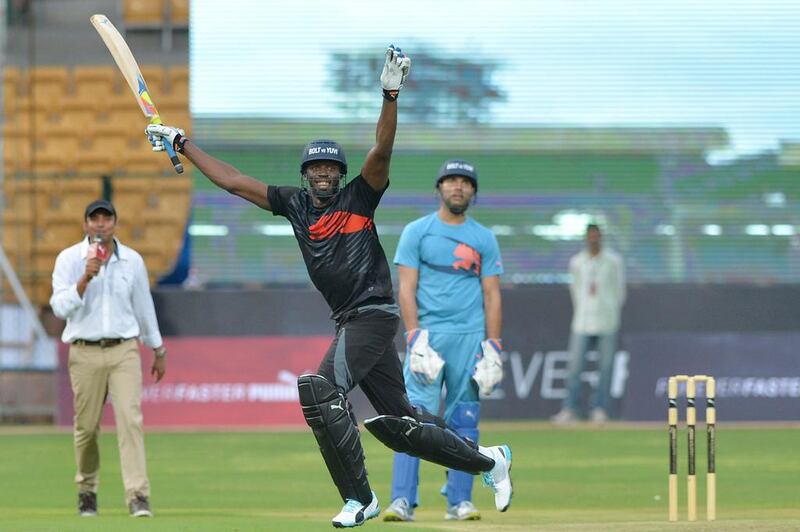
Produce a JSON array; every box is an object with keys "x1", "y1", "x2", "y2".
[{"x1": 68, "y1": 339, "x2": 149, "y2": 502}]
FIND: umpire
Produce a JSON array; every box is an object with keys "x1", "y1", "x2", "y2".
[{"x1": 50, "y1": 199, "x2": 167, "y2": 518}]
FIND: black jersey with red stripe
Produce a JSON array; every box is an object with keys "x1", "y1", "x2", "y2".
[{"x1": 267, "y1": 175, "x2": 394, "y2": 319}]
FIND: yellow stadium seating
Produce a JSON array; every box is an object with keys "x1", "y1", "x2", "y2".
[
  {"x1": 28, "y1": 66, "x2": 70, "y2": 113},
  {"x1": 123, "y1": 0, "x2": 165, "y2": 27},
  {"x1": 77, "y1": 134, "x2": 130, "y2": 175},
  {"x1": 5, "y1": 109, "x2": 55, "y2": 138},
  {"x1": 166, "y1": 64, "x2": 188, "y2": 95},
  {"x1": 2, "y1": 63, "x2": 191, "y2": 303},
  {"x1": 3, "y1": 66, "x2": 21, "y2": 113},
  {"x1": 53, "y1": 107, "x2": 98, "y2": 137},
  {"x1": 43, "y1": 177, "x2": 104, "y2": 225},
  {"x1": 2, "y1": 211, "x2": 35, "y2": 263},
  {"x1": 140, "y1": 65, "x2": 166, "y2": 96},
  {"x1": 171, "y1": 0, "x2": 189, "y2": 26},
  {"x1": 71, "y1": 66, "x2": 116, "y2": 112},
  {"x1": 32, "y1": 134, "x2": 81, "y2": 175},
  {"x1": 3, "y1": 138, "x2": 34, "y2": 176}
]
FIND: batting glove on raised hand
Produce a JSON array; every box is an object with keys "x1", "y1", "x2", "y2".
[
  {"x1": 145, "y1": 124, "x2": 187, "y2": 153},
  {"x1": 473, "y1": 339, "x2": 504, "y2": 397},
  {"x1": 380, "y1": 44, "x2": 411, "y2": 101},
  {"x1": 406, "y1": 328, "x2": 444, "y2": 385}
]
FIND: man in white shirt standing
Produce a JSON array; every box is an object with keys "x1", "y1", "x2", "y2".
[
  {"x1": 50, "y1": 199, "x2": 167, "y2": 518},
  {"x1": 552, "y1": 224, "x2": 626, "y2": 424}
]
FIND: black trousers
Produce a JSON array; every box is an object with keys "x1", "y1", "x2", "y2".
[{"x1": 317, "y1": 306, "x2": 418, "y2": 419}]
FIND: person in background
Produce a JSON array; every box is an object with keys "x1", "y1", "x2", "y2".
[
  {"x1": 552, "y1": 223, "x2": 625, "y2": 424},
  {"x1": 50, "y1": 199, "x2": 167, "y2": 518},
  {"x1": 384, "y1": 159, "x2": 504, "y2": 522}
]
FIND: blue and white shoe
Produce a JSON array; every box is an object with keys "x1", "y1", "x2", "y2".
[
  {"x1": 332, "y1": 491, "x2": 380, "y2": 528},
  {"x1": 480, "y1": 445, "x2": 513, "y2": 512}
]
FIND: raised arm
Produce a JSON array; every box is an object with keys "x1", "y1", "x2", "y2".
[
  {"x1": 145, "y1": 125, "x2": 272, "y2": 210},
  {"x1": 362, "y1": 45, "x2": 411, "y2": 192}
]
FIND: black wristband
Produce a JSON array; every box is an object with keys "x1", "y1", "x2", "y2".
[
  {"x1": 382, "y1": 89, "x2": 399, "y2": 102},
  {"x1": 174, "y1": 133, "x2": 189, "y2": 153}
]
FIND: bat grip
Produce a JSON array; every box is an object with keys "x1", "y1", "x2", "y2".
[{"x1": 164, "y1": 140, "x2": 184, "y2": 174}]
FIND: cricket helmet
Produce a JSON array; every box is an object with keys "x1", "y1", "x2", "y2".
[{"x1": 300, "y1": 139, "x2": 348, "y2": 175}]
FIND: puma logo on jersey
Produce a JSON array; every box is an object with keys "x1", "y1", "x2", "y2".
[
  {"x1": 330, "y1": 401, "x2": 345, "y2": 411},
  {"x1": 453, "y1": 243, "x2": 481, "y2": 275}
]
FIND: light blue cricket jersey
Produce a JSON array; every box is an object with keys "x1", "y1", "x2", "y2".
[{"x1": 394, "y1": 212, "x2": 503, "y2": 333}]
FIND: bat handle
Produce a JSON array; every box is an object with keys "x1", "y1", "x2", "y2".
[{"x1": 164, "y1": 140, "x2": 184, "y2": 174}]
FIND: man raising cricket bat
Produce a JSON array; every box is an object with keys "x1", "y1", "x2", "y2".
[{"x1": 145, "y1": 46, "x2": 513, "y2": 528}]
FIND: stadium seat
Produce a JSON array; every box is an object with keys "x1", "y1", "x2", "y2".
[
  {"x1": 3, "y1": 138, "x2": 34, "y2": 176},
  {"x1": 111, "y1": 178, "x2": 158, "y2": 215},
  {"x1": 53, "y1": 107, "x2": 99, "y2": 138},
  {"x1": 77, "y1": 134, "x2": 129, "y2": 175},
  {"x1": 171, "y1": 0, "x2": 189, "y2": 25},
  {"x1": 122, "y1": 152, "x2": 170, "y2": 176},
  {"x1": 122, "y1": 0, "x2": 164, "y2": 28},
  {"x1": 28, "y1": 66, "x2": 70, "y2": 113},
  {"x1": 72, "y1": 66, "x2": 116, "y2": 112},
  {"x1": 3, "y1": 66, "x2": 22, "y2": 113},
  {"x1": 123, "y1": 0, "x2": 166, "y2": 28},
  {"x1": 106, "y1": 106, "x2": 149, "y2": 138},
  {"x1": 5, "y1": 109, "x2": 55, "y2": 138},
  {"x1": 140, "y1": 65, "x2": 166, "y2": 96},
  {"x1": 3, "y1": 178, "x2": 50, "y2": 221},
  {"x1": 32, "y1": 134, "x2": 81, "y2": 175},
  {"x1": 166, "y1": 65, "x2": 188, "y2": 94},
  {"x1": 2, "y1": 211, "x2": 35, "y2": 263}
]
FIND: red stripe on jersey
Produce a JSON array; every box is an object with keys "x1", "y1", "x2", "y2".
[{"x1": 309, "y1": 211, "x2": 374, "y2": 240}]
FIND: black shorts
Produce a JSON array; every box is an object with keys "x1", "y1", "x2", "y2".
[{"x1": 317, "y1": 305, "x2": 416, "y2": 419}]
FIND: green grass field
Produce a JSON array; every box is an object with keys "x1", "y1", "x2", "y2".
[{"x1": 1, "y1": 423, "x2": 798, "y2": 531}]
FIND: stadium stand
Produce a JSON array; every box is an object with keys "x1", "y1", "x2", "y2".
[
  {"x1": 2, "y1": 62, "x2": 192, "y2": 305},
  {"x1": 123, "y1": 0, "x2": 167, "y2": 28}
]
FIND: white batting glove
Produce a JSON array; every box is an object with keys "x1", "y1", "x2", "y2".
[
  {"x1": 406, "y1": 329, "x2": 444, "y2": 385},
  {"x1": 145, "y1": 124, "x2": 186, "y2": 153},
  {"x1": 380, "y1": 44, "x2": 411, "y2": 101},
  {"x1": 473, "y1": 339, "x2": 504, "y2": 397}
]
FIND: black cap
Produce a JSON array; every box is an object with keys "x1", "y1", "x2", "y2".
[
  {"x1": 84, "y1": 199, "x2": 117, "y2": 219},
  {"x1": 436, "y1": 159, "x2": 478, "y2": 192}
]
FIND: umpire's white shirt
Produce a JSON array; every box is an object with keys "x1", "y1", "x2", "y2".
[
  {"x1": 569, "y1": 248, "x2": 626, "y2": 335},
  {"x1": 50, "y1": 237, "x2": 163, "y2": 348}
]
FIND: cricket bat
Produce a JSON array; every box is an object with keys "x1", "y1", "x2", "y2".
[{"x1": 90, "y1": 13, "x2": 184, "y2": 174}]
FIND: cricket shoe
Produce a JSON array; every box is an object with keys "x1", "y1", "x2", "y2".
[
  {"x1": 78, "y1": 491, "x2": 97, "y2": 517},
  {"x1": 383, "y1": 496, "x2": 414, "y2": 522},
  {"x1": 332, "y1": 491, "x2": 380, "y2": 528},
  {"x1": 480, "y1": 445, "x2": 513, "y2": 511},
  {"x1": 445, "y1": 500, "x2": 481, "y2": 521},
  {"x1": 550, "y1": 408, "x2": 578, "y2": 425}
]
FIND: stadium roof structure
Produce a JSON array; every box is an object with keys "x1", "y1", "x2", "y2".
[{"x1": 195, "y1": 117, "x2": 728, "y2": 155}]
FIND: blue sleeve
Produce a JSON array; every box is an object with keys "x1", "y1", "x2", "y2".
[
  {"x1": 394, "y1": 222, "x2": 421, "y2": 269},
  {"x1": 481, "y1": 230, "x2": 504, "y2": 277}
]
